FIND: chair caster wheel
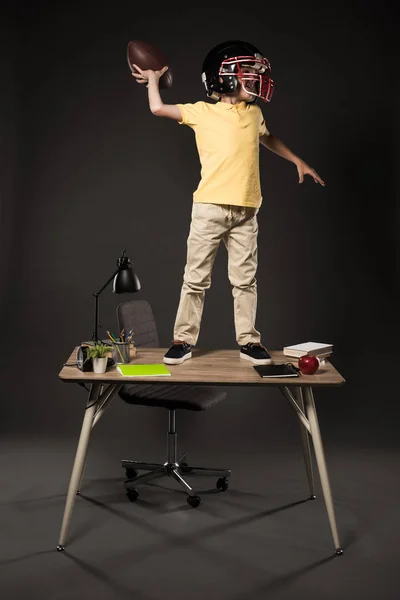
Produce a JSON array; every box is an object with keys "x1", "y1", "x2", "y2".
[
  {"x1": 56, "y1": 545, "x2": 65, "y2": 552},
  {"x1": 126, "y1": 468, "x2": 138, "y2": 479},
  {"x1": 179, "y1": 461, "x2": 192, "y2": 474},
  {"x1": 187, "y1": 495, "x2": 201, "y2": 508},
  {"x1": 127, "y1": 488, "x2": 139, "y2": 502},
  {"x1": 335, "y1": 548, "x2": 344, "y2": 555},
  {"x1": 217, "y1": 477, "x2": 229, "y2": 492}
]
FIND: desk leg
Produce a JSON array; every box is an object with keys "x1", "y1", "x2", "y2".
[
  {"x1": 295, "y1": 388, "x2": 316, "y2": 499},
  {"x1": 303, "y1": 386, "x2": 343, "y2": 555},
  {"x1": 77, "y1": 383, "x2": 122, "y2": 493},
  {"x1": 57, "y1": 382, "x2": 101, "y2": 551}
]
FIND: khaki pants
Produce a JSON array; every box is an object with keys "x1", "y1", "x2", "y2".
[{"x1": 173, "y1": 202, "x2": 261, "y2": 346}]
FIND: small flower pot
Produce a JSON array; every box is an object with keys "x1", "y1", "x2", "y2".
[{"x1": 93, "y1": 357, "x2": 107, "y2": 374}]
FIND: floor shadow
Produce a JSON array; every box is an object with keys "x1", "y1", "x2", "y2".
[
  {"x1": 64, "y1": 553, "x2": 154, "y2": 600},
  {"x1": 62, "y1": 495, "x2": 338, "y2": 599},
  {"x1": 0, "y1": 549, "x2": 54, "y2": 567},
  {"x1": 0, "y1": 493, "x2": 67, "y2": 507},
  {"x1": 80, "y1": 480, "x2": 307, "y2": 519},
  {"x1": 83, "y1": 477, "x2": 271, "y2": 501},
  {"x1": 67, "y1": 517, "x2": 106, "y2": 546},
  {"x1": 231, "y1": 554, "x2": 337, "y2": 600},
  {"x1": 79, "y1": 492, "x2": 310, "y2": 542}
]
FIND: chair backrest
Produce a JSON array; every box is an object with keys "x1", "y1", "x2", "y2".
[{"x1": 116, "y1": 299, "x2": 159, "y2": 348}]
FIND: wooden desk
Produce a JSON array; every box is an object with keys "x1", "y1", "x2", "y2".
[{"x1": 57, "y1": 348, "x2": 345, "y2": 554}]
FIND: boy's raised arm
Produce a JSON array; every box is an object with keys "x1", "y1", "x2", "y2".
[{"x1": 132, "y1": 64, "x2": 182, "y2": 121}]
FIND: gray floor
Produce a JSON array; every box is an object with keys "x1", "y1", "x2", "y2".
[{"x1": 1, "y1": 430, "x2": 399, "y2": 600}]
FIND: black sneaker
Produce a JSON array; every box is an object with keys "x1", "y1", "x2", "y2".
[
  {"x1": 163, "y1": 341, "x2": 192, "y2": 365},
  {"x1": 240, "y1": 342, "x2": 272, "y2": 365}
]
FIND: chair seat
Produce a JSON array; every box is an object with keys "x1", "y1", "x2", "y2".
[{"x1": 119, "y1": 383, "x2": 227, "y2": 411}]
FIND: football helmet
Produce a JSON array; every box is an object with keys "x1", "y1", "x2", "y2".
[{"x1": 201, "y1": 40, "x2": 274, "y2": 103}]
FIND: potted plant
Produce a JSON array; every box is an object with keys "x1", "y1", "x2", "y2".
[{"x1": 85, "y1": 343, "x2": 111, "y2": 374}]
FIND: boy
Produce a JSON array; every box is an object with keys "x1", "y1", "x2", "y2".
[{"x1": 132, "y1": 40, "x2": 324, "y2": 365}]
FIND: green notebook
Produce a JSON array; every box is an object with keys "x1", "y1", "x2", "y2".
[{"x1": 117, "y1": 363, "x2": 171, "y2": 377}]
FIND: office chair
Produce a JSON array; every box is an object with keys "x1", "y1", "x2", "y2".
[{"x1": 116, "y1": 299, "x2": 231, "y2": 507}]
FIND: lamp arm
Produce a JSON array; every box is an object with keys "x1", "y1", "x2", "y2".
[
  {"x1": 93, "y1": 268, "x2": 120, "y2": 297},
  {"x1": 92, "y1": 267, "x2": 120, "y2": 342}
]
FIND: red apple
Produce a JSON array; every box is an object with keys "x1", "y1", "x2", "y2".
[{"x1": 298, "y1": 355, "x2": 320, "y2": 375}]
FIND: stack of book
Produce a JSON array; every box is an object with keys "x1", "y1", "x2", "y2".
[{"x1": 283, "y1": 341, "x2": 333, "y2": 360}]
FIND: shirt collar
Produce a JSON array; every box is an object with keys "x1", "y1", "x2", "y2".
[{"x1": 215, "y1": 101, "x2": 248, "y2": 111}]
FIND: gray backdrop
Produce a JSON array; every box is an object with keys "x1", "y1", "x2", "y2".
[{"x1": 0, "y1": 1, "x2": 396, "y2": 445}]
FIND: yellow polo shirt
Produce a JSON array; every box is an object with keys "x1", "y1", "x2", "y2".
[{"x1": 176, "y1": 100, "x2": 268, "y2": 207}]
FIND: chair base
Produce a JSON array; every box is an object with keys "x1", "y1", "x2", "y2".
[
  {"x1": 122, "y1": 455, "x2": 231, "y2": 506},
  {"x1": 121, "y1": 410, "x2": 231, "y2": 507}
]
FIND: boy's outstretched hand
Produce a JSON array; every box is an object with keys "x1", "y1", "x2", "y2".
[
  {"x1": 296, "y1": 160, "x2": 325, "y2": 186},
  {"x1": 131, "y1": 64, "x2": 169, "y2": 87}
]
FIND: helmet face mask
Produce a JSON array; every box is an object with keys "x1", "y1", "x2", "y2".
[
  {"x1": 202, "y1": 41, "x2": 274, "y2": 103},
  {"x1": 220, "y1": 55, "x2": 274, "y2": 102}
]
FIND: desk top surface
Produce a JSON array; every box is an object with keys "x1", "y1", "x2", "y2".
[{"x1": 59, "y1": 348, "x2": 345, "y2": 387}]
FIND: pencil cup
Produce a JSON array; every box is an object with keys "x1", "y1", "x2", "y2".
[{"x1": 111, "y1": 342, "x2": 136, "y2": 364}]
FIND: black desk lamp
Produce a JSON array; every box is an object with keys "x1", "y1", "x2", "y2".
[{"x1": 92, "y1": 249, "x2": 141, "y2": 343}]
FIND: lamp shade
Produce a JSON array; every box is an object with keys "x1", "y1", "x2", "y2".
[
  {"x1": 112, "y1": 249, "x2": 141, "y2": 294},
  {"x1": 113, "y1": 267, "x2": 141, "y2": 294}
]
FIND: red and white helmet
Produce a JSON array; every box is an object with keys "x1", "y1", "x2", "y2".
[{"x1": 202, "y1": 40, "x2": 274, "y2": 103}]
